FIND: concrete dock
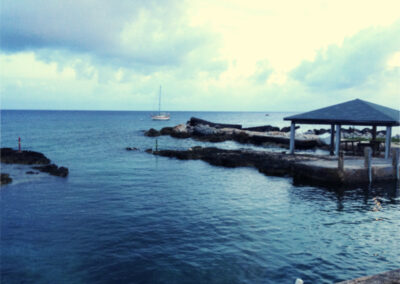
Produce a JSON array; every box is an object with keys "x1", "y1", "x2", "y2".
[{"x1": 294, "y1": 156, "x2": 398, "y2": 185}]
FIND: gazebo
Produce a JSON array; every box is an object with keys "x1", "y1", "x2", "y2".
[{"x1": 284, "y1": 99, "x2": 400, "y2": 158}]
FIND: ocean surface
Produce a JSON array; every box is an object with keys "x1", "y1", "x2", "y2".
[{"x1": 1, "y1": 110, "x2": 399, "y2": 284}]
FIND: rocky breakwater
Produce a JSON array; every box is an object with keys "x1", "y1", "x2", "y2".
[
  {"x1": 1, "y1": 148, "x2": 69, "y2": 184},
  {"x1": 145, "y1": 117, "x2": 319, "y2": 149},
  {"x1": 147, "y1": 146, "x2": 347, "y2": 185}
]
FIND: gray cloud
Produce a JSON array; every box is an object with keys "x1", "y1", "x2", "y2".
[
  {"x1": 290, "y1": 21, "x2": 400, "y2": 90},
  {"x1": 0, "y1": 0, "x2": 225, "y2": 73}
]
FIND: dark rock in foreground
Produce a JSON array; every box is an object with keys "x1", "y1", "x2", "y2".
[
  {"x1": 1, "y1": 173, "x2": 12, "y2": 185},
  {"x1": 33, "y1": 164, "x2": 69, "y2": 177},
  {"x1": 1, "y1": 148, "x2": 50, "y2": 165}
]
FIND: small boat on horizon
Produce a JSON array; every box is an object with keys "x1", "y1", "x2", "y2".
[{"x1": 151, "y1": 86, "x2": 170, "y2": 121}]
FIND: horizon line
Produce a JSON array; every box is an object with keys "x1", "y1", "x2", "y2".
[{"x1": 0, "y1": 108, "x2": 297, "y2": 113}]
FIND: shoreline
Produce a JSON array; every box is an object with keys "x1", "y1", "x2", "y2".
[{"x1": 146, "y1": 146, "x2": 399, "y2": 187}]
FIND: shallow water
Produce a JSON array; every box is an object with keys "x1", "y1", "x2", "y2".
[{"x1": 1, "y1": 110, "x2": 399, "y2": 283}]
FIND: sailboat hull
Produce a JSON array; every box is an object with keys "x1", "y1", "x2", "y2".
[{"x1": 151, "y1": 114, "x2": 170, "y2": 121}]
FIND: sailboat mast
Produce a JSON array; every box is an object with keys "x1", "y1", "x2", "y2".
[{"x1": 159, "y1": 85, "x2": 161, "y2": 115}]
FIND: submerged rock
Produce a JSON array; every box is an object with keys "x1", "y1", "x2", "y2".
[
  {"x1": 26, "y1": 171, "x2": 39, "y2": 175},
  {"x1": 1, "y1": 173, "x2": 12, "y2": 185},
  {"x1": 126, "y1": 147, "x2": 139, "y2": 151},
  {"x1": 0, "y1": 148, "x2": 50, "y2": 165},
  {"x1": 33, "y1": 164, "x2": 69, "y2": 177}
]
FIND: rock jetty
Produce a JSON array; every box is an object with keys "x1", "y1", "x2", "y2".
[
  {"x1": 145, "y1": 117, "x2": 319, "y2": 149},
  {"x1": 0, "y1": 148, "x2": 69, "y2": 179},
  {"x1": 1, "y1": 147, "x2": 50, "y2": 165},
  {"x1": 145, "y1": 117, "x2": 397, "y2": 151}
]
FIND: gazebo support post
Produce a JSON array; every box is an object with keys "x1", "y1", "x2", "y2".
[
  {"x1": 335, "y1": 124, "x2": 341, "y2": 156},
  {"x1": 330, "y1": 124, "x2": 335, "y2": 156},
  {"x1": 372, "y1": 125, "x2": 377, "y2": 156},
  {"x1": 385, "y1": 126, "x2": 392, "y2": 159},
  {"x1": 289, "y1": 122, "x2": 295, "y2": 154},
  {"x1": 372, "y1": 126, "x2": 377, "y2": 140}
]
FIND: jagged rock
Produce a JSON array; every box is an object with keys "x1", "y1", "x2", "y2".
[
  {"x1": 160, "y1": 127, "x2": 174, "y2": 135},
  {"x1": 188, "y1": 117, "x2": 242, "y2": 129},
  {"x1": 160, "y1": 124, "x2": 192, "y2": 138},
  {"x1": 171, "y1": 124, "x2": 191, "y2": 138},
  {"x1": 193, "y1": 124, "x2": 220, "y2": 136},
  {"x1": 314, "y1": 128, "x2": 330, "y2": 135},
  {"x1": 280, "y1": 126, "x2": 300, "y2": 133},
  {"x1": 173, "y1": 124, "x2": 188, "y2": 133},
  {"x1": 243, "y1": 125, "x2": 280, "y2": 132},
  {"x1": 33, "y1": 164, "x2": 69, "y2": 177},
  {"x1": 144, "y1": 128, "x2": 161, "y2": 137},
  {"x1": 1, "y1": 173, "x2": 12, "y2": 185},
  {"x1": 0, "y1": 148, "x2": 51, "y2": 165}
]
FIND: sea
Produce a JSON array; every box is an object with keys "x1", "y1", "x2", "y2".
[{"x1": 1, "y1": 110, "x2": 399, "y2": 284}]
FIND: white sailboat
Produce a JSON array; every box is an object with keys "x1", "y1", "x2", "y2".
[{"x1": 151, "y1": 86, "x2": 170, "y2": 121}]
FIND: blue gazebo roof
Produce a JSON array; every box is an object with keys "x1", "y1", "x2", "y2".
[{"x1": 284, "y1": 99, "x2": 400, "y2": 126}]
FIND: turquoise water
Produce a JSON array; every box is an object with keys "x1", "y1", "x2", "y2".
[{"x1": 1, "y1": 110, "x2": 399, "y2": 283}]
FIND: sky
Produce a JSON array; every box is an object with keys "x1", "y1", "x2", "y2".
[{"x1": 1, "y1": 0, "x2": 399, "y2": 111}]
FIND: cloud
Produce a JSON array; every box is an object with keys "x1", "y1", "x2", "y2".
[
  {"x1": 0, "y1": 0, "x2": 225, "y2": 74},
  {"x1": 290, "y1": 21, "x2": 400, "y2": 91},
  {"x1": 251, "y1": 60, "x2": 273, "y2": 84}
]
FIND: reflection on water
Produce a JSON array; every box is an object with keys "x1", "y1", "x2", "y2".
[{"x1": 1, "y1": 110, "x2": 400, "y2": 284}]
